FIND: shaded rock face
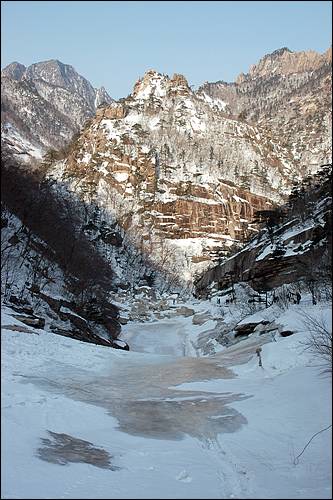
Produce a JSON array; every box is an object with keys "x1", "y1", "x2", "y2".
[
  {"x1": 195, "y1": 174, "x2": 332, "y2": 295},
  {"x1": 1, "y1": 59, "x2": 113, "y2": 158},
  {"x1": 198, "y1": 47, "x2": 332, "y2": 172},
  {"x1": 196, "y1": 225, "x2": 329, "y2": 295}
]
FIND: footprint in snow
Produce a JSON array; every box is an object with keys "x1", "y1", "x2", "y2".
[{"x1": 176, "y1": 470, "x2": 192, "y2": 483}]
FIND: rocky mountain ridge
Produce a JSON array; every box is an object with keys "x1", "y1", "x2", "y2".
[
  {"x1": 1, "y1": 59, "x2": 113, "y2": 159},
  {"x1": 198, "y1": 47, "x2": 332, "y2": 171},
  {"x1": 243, "y1": 46, "x2": 331, "y2": 79}
]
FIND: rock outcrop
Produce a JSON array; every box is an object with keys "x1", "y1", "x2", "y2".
[{"x1": 195, "y1": 165, "x2": 332, "y2": 295}]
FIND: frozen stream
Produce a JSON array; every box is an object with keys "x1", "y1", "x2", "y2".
[
  {"x1": 24, "y1": 314, "x2": 252, "y2": 443},
  {"x1": 3, "y1": 302, "x2": 332, "y2": 499}
]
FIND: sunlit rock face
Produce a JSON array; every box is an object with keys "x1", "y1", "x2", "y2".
[{"x1": 47, "y1": 68, "x2": 303, "y2": 283}]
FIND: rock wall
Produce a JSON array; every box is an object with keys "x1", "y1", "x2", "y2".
[{"x1": 195, "y1": 182, "x2": 332, "y2": 295}]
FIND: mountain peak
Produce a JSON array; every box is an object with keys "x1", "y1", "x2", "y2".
[
  {"x1": 132, "y1": 70, "x2": 168, "y2": 100},
  {"x1": 170, "y1": 73, "x2": 190, "y2": 88},
  {"x1": 1, "y1": 58, "x2": 113, "y2": 156},
  {"x1": 23, "y1": 59, "x2": 77, "y2": 84},
  {"x1": 245, "y1": 47, "x2": 329, "y2": 79},
  {"x1": 95, "y1": 86, "x2": 114, "y2": 108},
  {"x1": 132, "y1": 70, "x2": 192, "y2": 101},
  {"x1": 267, "y1": 47, "x2": 293, "y2": 58},
  {"x1": 1, "y1": 61, "x2": 26, "y2": 80},
  {"x1": 21, "y1": 59, "x2": 100, "y2": 109},
  {"x1": 144, "y1": 68, "x2": 162, "y2": 78}
]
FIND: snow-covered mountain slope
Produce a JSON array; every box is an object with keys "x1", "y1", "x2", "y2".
[
  {"x1": 2, "y1": 291, "x2": 331, "y2": 499},
  {"x1": 1, "y1": 163, "x2": 127, "y2": 350},
  {"x1": 198, "y1": 47, "x2": 332, "y2": 171},
  {"x1": 1, "y1": 59, "x2": 113, "y2": 158},
  {"x1": 2, "y1": 48, "x2": 331, "y2": 288},
  {"x1": 195, "y1": 164, "x2": 332, "y2": 297},
  {"x1": 46, "y1": 68, "x2": 303, "y2": 283}
]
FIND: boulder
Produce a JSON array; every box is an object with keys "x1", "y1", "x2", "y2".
[
  {"x1": 50, "y1": 325, "x2": 112, "y2": 347},
  {"x1": 58, "y1": 307, "x2": 88, "y2": 331},
  {"x1": 234, "y1": 322, "x2": 260, "y2": 336},
  {"x1": 111, "y1": 339, "x2": 130, "y2": 351},
  {"x1": 192, "y1": 311, "x2": 212, "y2": 325},
  {"x1": 38, "y1": 292, "x2": 62, "y2": 313},
  {"x1": 9, "y1": 295, "x2": 30, "y2": 307},
  {"x1": 176, "y1": 306, "x2": 195, "y2": 317},
  {"x1": 103, "y1": 317, "x2": 121, "y2": 339},
  {"x1": 254, "y1": 321, "x2": 279, "y2": 335},
  {"x1": 84, "y1": 300, "x2": 119, "y2": 322},
  {"x1": 9, "y1": 304, "x2": 34, "y2": 315}
]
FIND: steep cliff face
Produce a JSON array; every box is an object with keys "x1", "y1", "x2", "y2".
[
  {"x1": 195, "y1": 165, "x2": 332, "y2": 296},
  {"x1": 1, "y1": 60, "x2": 113, "y2": 160},
  {"x1": 198, "y1": 47, "x2": 332, "y2": 172},
  {"x1": 46, "y1": 69, "x2": 302, "y2": 282}
]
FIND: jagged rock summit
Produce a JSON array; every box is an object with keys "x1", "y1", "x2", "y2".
[
  {"x1": 132, "y1": 69, "x2": 191, "y2": 101},
  {"x1": 246, "y1": 46, "x2": 331, "y2": 78}
]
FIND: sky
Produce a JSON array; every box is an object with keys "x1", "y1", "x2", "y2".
[{"x1": 1, "y1": 1, "x2": 332, "y2": 99}]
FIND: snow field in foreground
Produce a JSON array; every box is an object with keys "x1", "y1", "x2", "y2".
[{"x1": 1, "y1": 300, "x2": 332, "y2": 499}]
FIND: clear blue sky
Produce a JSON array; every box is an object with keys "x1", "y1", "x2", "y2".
[{"x1": 1, "y1": 1, "x2": 332, "y2": 99}]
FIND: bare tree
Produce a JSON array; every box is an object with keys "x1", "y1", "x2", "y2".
[{"x1": 300, "y1": 311, "x2": 332, "y2": 372}]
